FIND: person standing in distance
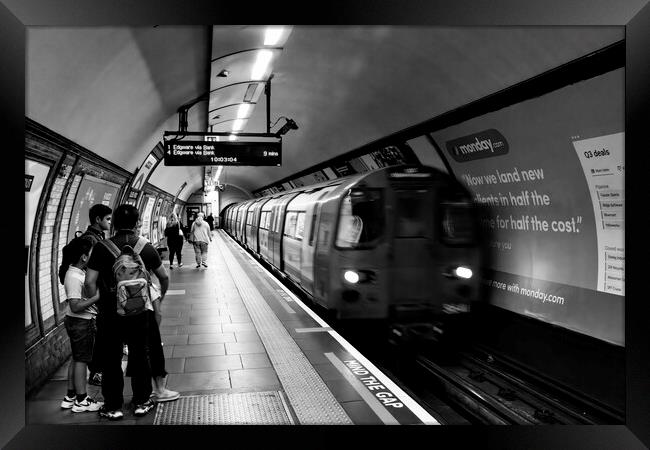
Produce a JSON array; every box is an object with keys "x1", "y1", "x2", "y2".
[
  {"x1": 164, "y1": 212, "x2": 184, "y2": 269},
  {"x1": 206, "y1": 213, "x2": 214, "y2": 233},
  {"x1": 189, "y1": 212, "x2": 212, "y2": 268}
]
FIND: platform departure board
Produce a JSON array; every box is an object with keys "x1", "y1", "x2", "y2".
[{"x1": 163, "y1": 140, "x2": 281, "y2": 166}]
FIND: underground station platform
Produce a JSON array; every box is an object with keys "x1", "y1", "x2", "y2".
[{"x1": 27, "y1": 230, "x2": 438, "y2": 425}]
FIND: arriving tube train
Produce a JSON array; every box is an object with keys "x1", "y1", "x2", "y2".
[{"x1": 221, "y1": 164, "x2": 482, "y2": 332}]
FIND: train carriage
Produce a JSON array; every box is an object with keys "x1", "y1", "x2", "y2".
[{"x1": 223, "y1": 164, "x2": 481, "y2": 330}]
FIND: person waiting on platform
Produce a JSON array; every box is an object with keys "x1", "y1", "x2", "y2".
[
  {"x1": 206, "y1": 213, "x2": 214, "y2": 232},
  {"x1": 60, "y1": 237, "x2": 104, "y2": 413},
  {"x1": 85, "y1": 204, "x2": 176, "y2": 420},
  {"x1": 164, "y1": 212, "x2": 184, "y2": 269},
  {"x1": 79, "y1": 203, "x2": 112, "y2": 388},
  {"x1": 189, "y1": 211, "x2": 212, "y2": 268},
  {"x1": 81, "y1": 204, "x2": 112, "y2": 246}
]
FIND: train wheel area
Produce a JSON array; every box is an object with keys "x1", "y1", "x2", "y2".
[{"x1": 26, "y1": 230, "x2": 440, "y2": 425}]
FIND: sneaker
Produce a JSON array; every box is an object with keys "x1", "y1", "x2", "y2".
[
  {"x1": 178, "y1": 263, "x2": 183, "y2": 267},
  {"x1": 72, "y1": 396, "x2": 104, "y2": 413},
  {"x1": 98, "y1": 406, "x2": 124, "y2": 421},
  {"x1": 196, "y1": 264, "x2": 201, "y2": 268},
  {"x1": 88, "y1": 372, "x2": 102, "y2": 386},
  {"x1": 134, "y1": 399, "x2": 156, "y2": 417},
  {"x1": 169, "y1": 264, "x2": 174, "y2": 270},
  {"x1": 201, "y1": 262, "x2": 208, "y2": 267},
  {"x1": 151, "y1": 388, "x2": 180, "y2": 403},
  {"x1": 60, "y1": 395, "x2": 75, "y2": 409}
]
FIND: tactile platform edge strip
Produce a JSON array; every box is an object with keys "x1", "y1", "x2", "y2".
[
  {"x1": 153, "y1": 392, "x2": 292, "y2": 425},
  {"x1": 215, "y1": 233, "x2": 353, "y2": 425}
]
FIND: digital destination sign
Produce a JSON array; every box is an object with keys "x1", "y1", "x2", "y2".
[{"x1": 163, "y1": 132, "x2": 282, "y2": 167}]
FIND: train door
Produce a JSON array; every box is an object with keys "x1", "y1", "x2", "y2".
[
  {"x1": 301, "y1": 189, "x2": 331, "y2": 295},
  {"x1": 272, "y1": 194, "x2": 299, "y2": 270},
  {"x1": 313, "y1": 196, "x2": 339, "y2": 304},
  {"x1": 259, "y1": 197, "x2": 279, "y2": 263},
  {"x1": 282, "y1": 210, "x2": 302, "y2": 282},
  {"x1": 241, "y1": 202, "x2": 251, "y2": 247},
  {"x1": 389, "y1": 188, "x2": 437, "y2": 310}
]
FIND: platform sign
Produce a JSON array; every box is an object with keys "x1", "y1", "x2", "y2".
[{"x1": 163, "y1": 133, "x2": 281, "y2": 167}]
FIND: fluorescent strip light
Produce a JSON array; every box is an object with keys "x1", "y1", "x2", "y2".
[
  {"x1": 237, "y1": 103, "x2": 252, "y2": 119},
  {"x1": 251, "y1": 50, "x2": 273, "y2": 79},
  {"x1": 243, "y1": 83, "x2": 258, "y2": 102},
  {"x1": 264, "y1": 27, "x2": 284, "y2": 46},
  {"x1": 232, "y1": 118, "x2": 245, "y2": 131},
  {"x1": 228, "y1": 134, "x2": 238, "y2": 141}
]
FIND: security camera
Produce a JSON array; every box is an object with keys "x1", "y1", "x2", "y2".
[{"x1": 275, "y1": 118, "x2": 299, "y2": 137}]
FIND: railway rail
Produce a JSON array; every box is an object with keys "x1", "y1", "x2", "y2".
[{"x1": 413, "y1": 345, "x2": 625, "y2": 425}]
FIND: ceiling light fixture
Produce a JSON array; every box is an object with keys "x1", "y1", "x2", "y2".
[
  {"x1": 228, "y1": 134, "x2": 238, "y2": 141},
  {"x1": 251, "y1": 50, "x2": 273, "y2": 79},
  {"x1": 264, "y1": 27, "x2": 284, "y2": 46},
  {"x1": 243, "y1": 83, "x2": 258, "y2": 102},
  {"x1": 217, "y1": 69, "x2": 230, "y2": 77}
]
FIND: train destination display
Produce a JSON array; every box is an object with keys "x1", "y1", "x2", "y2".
[{"x1": 163, "y1": 139, "x2": 281, "y2": 166}]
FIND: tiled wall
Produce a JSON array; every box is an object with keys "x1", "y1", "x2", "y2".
[
  {"x1": 57, "y1": 175, "x2": 82, "y2": 304},
  {"x1": 25, "y1": 324, "x2": 70, "y2": 396},
  {"x1": 37, "y1": 164, "x2": 72, "y2": 324}
]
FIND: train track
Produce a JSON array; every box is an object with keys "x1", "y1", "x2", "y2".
[{"x1": 413, "y1": 345, "x2": 624, "y2": 425}]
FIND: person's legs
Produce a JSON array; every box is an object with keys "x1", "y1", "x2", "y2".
[
  {"x1": 64, "y1": 317, "x2": 103, "y2": 412},
  {"x1": 193, "y1": 242, "x2": 202, "y2": 266},
  {"x1": 73, "y1": 361, "x2": 88, "y2": 395},
  {"x1": 146, "y1": 311, "x2": 167, "y2": 379},
  {"x1": 146, "y1": 311, "x2": 179, "y2": 402},
  {"x1": 174, "y1": 245, "x2": 182, "y2": 265},
  {"x1": 61, "y1": 357, "x2": 76, "y2": 409},
  {"x1": 123, "y1": 314, "x2": 153, "y2": 406},
  {"x1": 65, "y1": 317, "x2": 92, "y2": 396},
  {"x1": 168, "y1": 246, "x2": 175, "y2": 266},
  {"x1": 88, "y1": 317, "x2": 103, "y2": 385},
  {"x1": 200, "y1": 241, "x2": 208, "y2": 266},
  {"x1": 66, "y1": 360, "x2": 75, "y2": 393},
  {"x1": 100, "y1": 320, "x2": 126, "y2": 413}
]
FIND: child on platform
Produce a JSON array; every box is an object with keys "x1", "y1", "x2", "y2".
[{"x1": 60, "y1": 237, "x2": 104, "y2": 413}]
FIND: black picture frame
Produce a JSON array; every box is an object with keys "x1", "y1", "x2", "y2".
[{"x1": 5, "y1": 1, "x2": 649, "y2": 449}]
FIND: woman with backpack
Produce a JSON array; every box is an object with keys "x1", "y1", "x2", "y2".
[{"x1": 164, "y1": 212, "x2": 184, "y2": 269}]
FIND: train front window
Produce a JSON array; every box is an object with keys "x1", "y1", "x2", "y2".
[
  {"x1": 394, "y1": 190, "x2": 430, "y2": 238},
  {"x1": 336, "y1": 189, "x2": 384, "y2": 249},
  {"x1": 440, "y1": 202, "x2": 477, "y2": 245}
]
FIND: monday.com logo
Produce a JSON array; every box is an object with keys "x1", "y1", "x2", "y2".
[{"x1": 445, "y1": 129, "x2": 509, "y2": 162}]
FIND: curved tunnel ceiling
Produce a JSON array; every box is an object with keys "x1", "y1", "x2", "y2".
[{"x1": 26, "y1": 26, "x2": 622, "y2": 201}]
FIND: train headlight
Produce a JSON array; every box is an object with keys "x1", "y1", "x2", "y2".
[
  {"x1": 454, "y1": 266, "x2": 473, "y2": 279},
  {"x1": 343, "y1": 270, "x2": 360, "y2": 284}
]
